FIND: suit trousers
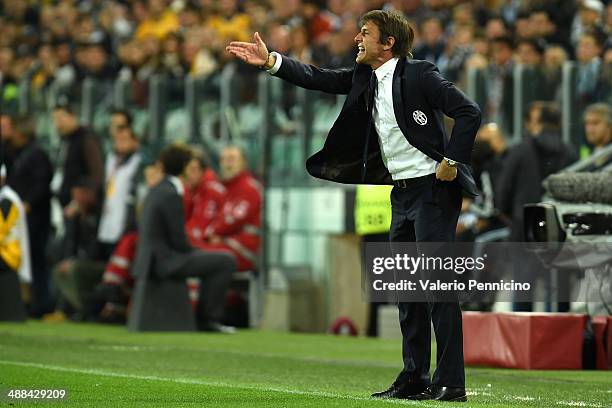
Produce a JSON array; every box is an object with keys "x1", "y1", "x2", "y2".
[
  {"x1": 388, "y1": 174, "x2": 465, "y2": 388},
  {"x1": 172, "y1": 250, "x2": 236, "y2": 323}
]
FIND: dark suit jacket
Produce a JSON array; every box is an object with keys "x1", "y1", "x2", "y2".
[
  {"x1": 273, "y1": 55, "x2": 481, "y2": 193},
  {"x1": 132, "y1": 178, "x2": 195, "y2": 279},
  {"x1": 7, "y1": 140, "x2": 53, "y2": 228}
]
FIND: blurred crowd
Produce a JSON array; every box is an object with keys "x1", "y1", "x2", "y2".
[{"x1": 1, "y1": 0, "x2": 610, "y2": 116}]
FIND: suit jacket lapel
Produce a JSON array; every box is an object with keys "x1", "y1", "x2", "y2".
[
  {"x1": 392, "y1": 57, "x2": 413, "y2": 144},
  {"x1": 345, "y1": 65, "x2": 372, "y2": 108}
]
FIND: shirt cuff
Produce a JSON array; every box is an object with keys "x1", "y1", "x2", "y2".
[{"x1": 266, "y1": 52, "x2": 282, "y2": 74}]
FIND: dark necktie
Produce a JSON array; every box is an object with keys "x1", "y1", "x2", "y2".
[{"x1": 361, "y1": 71, "x2": 378, "y2": 181}]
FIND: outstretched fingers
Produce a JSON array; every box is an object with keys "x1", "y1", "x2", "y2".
[
  {"x1": 228, "y1": 41, "x2": 254, "y2": 48},
  {"x1": 227, "y1": 48, "x2": 248, "y2": 62},
  {"x1": 254, "y1": 32, "x2": 264, "y2": 46}
]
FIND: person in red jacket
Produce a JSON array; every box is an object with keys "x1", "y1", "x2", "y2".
[
  {"x1": 185, "y1": 149, "x2": 227, "y2": 243},
  {"x1": 190, "y1": 146, "x2": 261, "y2": 271}
]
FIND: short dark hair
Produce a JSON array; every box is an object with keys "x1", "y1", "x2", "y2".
[
  {"x1": 360, "y1": 10, "x2": 415, "y2": 58},
  {"x1": 540, "y1": 103, "x2": 561, "y2": 131},
  {"x1": 111, "y1": 108, "x2": 133, "y2": 127},
  {"x1": 492, "y1": 35, "x2": 514, "y2": 50},
  {"x1": 53, "y1": 99, "x2": 75, "y2": 114},
  {"x1": 529, "y1": 7, "x2": 554, "y2": 22},
  {"x1": 517, "y1": 38, "x2": 545, "y2": 55},
  {"x1": 525, "y1": 101, "x2": 545, "y2": 122},
  {"x1": 581, "y1": 28, "x2": 606, "y2": 48},
  {"x1": 584, "y1": 103, "x2": 612, "y2": 126},
  {"x1": 14, "y1": 116, "x2": 36, "y2": 141},
  {"x1": 190, "y1": 146, "x2": 210, "y2": 169},
  {"x1": 158, "y1": 144, "x2": 193, "y2": 177}
]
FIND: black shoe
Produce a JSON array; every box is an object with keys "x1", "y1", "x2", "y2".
[
  {"x1": 407, "y1": 385, "x2": 467, "y2": 402},
  {"x1": 198, "y1": 321, "x2": 236, "y2": 334},
  {"x1": 371, "y1": 379, "x2": 429, "y2": 399}
]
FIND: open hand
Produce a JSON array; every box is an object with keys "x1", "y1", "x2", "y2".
[{"x1": 226, "y1": 32, "x2": 269, "y2": 67}]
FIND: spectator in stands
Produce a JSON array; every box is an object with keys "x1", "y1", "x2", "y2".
[
  {"x1": 97, "y1": 111, "x2": 143, "y2": 260},
  {"x1": 497, "y1": 103, "x2": 576, "y2": 312},
  {"x1": 583, "y1": 103, "x2": 612, "y2": 154},
  {"x1": 191, "y1": 146, "x2": 262, "y2": 272},
  {"x1": 51, "y1": 102, "x2": 104, "y2": 215},
  {"x1": 576, "y1": 30, "x2": 606, "y2": 105},
  {"x1": 77, "y1": 33, "x2": 120, "y2": 81},
  {"x1": 571, "y1": 0, "x2": 605, "y2": 46},
  {"x1": 457, "y1": 123, "x2": 508, "y2": 242},
  {"x1": 516, "y1": 38, "x2": 559, "y2": 102},
  {"x1": 134, "y1": 0, "x2": 179, "y2": 41},
  {"x1": 98, "y1": 1, "x2": 133, "y2": 45},
  {"x1": 309, "y1": 0, "x2": 344, "y2": 44},
  {"x1": 528, "y1": 7, "x2": 571, "y2": 53},
  {"x1": 160, "y1": 32, "x2": 187, "y2": 79},
  {"x1": 517, "y1": 38, "x2": 544, "y2": 67},
  {"x1": 514, "y1": 11, "x2": 532, "y2": 41},
  {"x1": 181, "y1": 27, "x2": 218, "y2": 78},
  {"x1": 542, "y1": 45, "x2": 569, "y2": 102},
  {"x1": 440, "y1": 23, "x2": 475, "y2": 83},
  {"x1": 132, "y1": 144, "x2": 236, "y2": 332},
  {"x1": 205, "y1": 0, "x2": 252, "y2": 43},
  {"x1": 30, "y1": 43, "x2": 59, "y2": 94},
  {"x1": 313, "y1": 19, "x2": 358, "y2": 69},
  {"x1": 289, "y1": 24, "x2": 314, "y2": 64},
  {"x1": 523, "y1": 101, "x2": 545, "y2": 138},
  {"x1": 497, "y1": 102, "x2": 577, "y2": 243},
  {"x1": 486, "y1": 36, "x2": 515, "y2": 136},
  {"x1": 52, "y1": 37, "x2": 77, "y2": 96},
  {"x1": 3, "y1": 116, "x2": 54, "y2": 317},
  {"x1": 484, "y1": 16, "x2": 508, "y2": 41},
  {"x1": 412, "y1": 16, "x2": 446, "y2": 66}
]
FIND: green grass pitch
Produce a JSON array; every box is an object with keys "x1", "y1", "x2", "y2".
[{"x1": 0, "y1": 321, "x2": 610, "y2": 407}]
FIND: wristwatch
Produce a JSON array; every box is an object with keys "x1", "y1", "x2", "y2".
[{"x1": 444, "y1": 157, "x2": 458, "y2": 168}]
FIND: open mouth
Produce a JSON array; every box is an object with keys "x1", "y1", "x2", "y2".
[{"x1": 357, "y1": 44, "x2": 365, "y2": 58}]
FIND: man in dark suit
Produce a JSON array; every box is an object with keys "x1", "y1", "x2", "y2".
[
  {"x1": 132, "y1": 145, "x2": 237, "y2": 332},
  {"x1": 227, "y1": 9, "x2": 480, "y2": 402}
]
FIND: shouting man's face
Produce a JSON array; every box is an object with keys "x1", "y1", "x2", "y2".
[{"x1": 354, "y1": 21, "x2": 390, "y2": 69}]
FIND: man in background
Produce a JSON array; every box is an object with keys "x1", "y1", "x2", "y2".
[
  {"x1": 190, "y1": 146, "x2": 262, "y2": 272},
  {"x1": 584, "y1": 103, "x2": 612, "y2": 154},
  {"x1": 97, "y1": 110, "x2": 142, "y2": 260},
  {"x1": 133, "y1": 144, "x2": 236, "y2": 332},
  {"x1": 3, "y1": 115, "x2": 53, "y2": 317}
]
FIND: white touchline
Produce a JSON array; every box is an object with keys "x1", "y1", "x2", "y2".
[
  {"x1": 0, "y1": 360, "x2": 421, "y2": 405},
  {"x1": 86, "y1": 344, "x2": 402, "y2": 369},
  {"x1": 556, "y1": 401, "x2": 605, "y2": 408}
]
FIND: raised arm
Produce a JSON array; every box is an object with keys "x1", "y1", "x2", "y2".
[{"x1": 226, "y1": 32, "x2": 353, "y2": 95}]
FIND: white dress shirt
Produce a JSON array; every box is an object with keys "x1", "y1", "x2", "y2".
[
  {"x1": 372, "y1": 58, "x2": 436, "y2": 180},
  {"x1": 168, "y1": 176, "x2": 184, "y2": 196},
  {"x1": 269, "y1": 54, "x2": 437, "y2": 180}
]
